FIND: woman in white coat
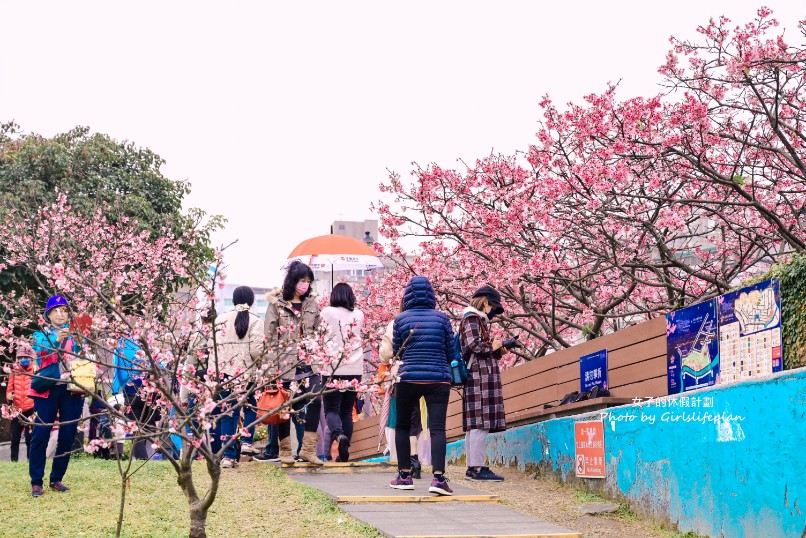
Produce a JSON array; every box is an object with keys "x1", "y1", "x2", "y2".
[{"x1": 320, "y1": 283, "x2": 364, "y2": 461}]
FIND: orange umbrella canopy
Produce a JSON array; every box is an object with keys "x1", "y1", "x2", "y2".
[
  {"x1": 288, "y1": 234, "x2": 377, "y2": 257},
  {"x1": 285, "y1": 234, "x2": 383, "y2": 272}
]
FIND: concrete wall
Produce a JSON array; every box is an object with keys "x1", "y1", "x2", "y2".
[{"x1": 447, "y1": 367, "x2": 806, "y2": 538}]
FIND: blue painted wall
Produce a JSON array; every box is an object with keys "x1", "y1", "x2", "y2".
[{"x1": 446, "y1": 368, "x2": 806, "y2": 538}]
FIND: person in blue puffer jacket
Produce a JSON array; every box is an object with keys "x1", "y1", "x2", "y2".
[
  {"x1": 389, "y1": 276, "x2": 455, "y2": 496},
  {"x1": 113, "y1": 337, "x2": 158, "y2": 459}
]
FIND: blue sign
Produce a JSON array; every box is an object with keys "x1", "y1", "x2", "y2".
[
  {"x1": 580, "y1": 349, "x2": 608, "y2": 392},
  {"x1": 666, "y1": 299, "x2": 719, "y2": 394}
]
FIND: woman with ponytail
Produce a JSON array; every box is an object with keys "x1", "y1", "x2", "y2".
[{"x1": 213, "y1": 286, "x2": 265, "y2": 468}]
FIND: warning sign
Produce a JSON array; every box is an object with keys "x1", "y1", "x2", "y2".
[{"x1": 575, "y1": 420, "x2": 605, "y2": 478}]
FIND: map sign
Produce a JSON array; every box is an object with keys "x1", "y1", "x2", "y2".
[
  {"x1": 718, "y1": 279, "x2": 783, "y2": 383},
  {"x1": 666, "y1": 278, "x2": 784, "y2": 394},
  {"x1": 666, "y1": 299, "x2": 719, "y2": 394}
]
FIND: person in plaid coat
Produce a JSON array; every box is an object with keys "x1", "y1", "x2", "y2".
[{"x1": 460, "y1": 285, "x2": 510, "y2": 482}]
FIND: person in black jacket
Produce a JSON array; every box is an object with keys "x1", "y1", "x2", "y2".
[{"x1": 389, "y1": 276, "x2": 455, "y2": 496}]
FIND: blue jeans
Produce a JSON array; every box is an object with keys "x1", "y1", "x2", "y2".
[
  {"x1": 242, "y1": 392, "x2": 257, "y2": 442},
  {"x1": 29, "y1": 384, "x2": 85, "y2": 487},
  {"x1": 262, "y1": 425, "x2": 279, "y2": 458},
  {"x1": 216, "y1": 390, "x2": 240, "y2": 460}
]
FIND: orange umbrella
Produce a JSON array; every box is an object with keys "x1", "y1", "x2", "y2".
[
  {"x1": 285, "y1": 234, "x2": 384, "y2": 289},
  {"x1": 285, "y1": 234, "x2": 383, "y2": 272}
]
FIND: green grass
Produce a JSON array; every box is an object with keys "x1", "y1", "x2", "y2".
[
  {"x1": 571, "y1": 488, "x2": 706, "y2": 536},
  {"x1": 573, "y1": 489, "x2": 639, "y2": 522},
  {"x1": 0, "y1": 459, "x2": 382, "y2": 538},
  {"x1": 656, "y1": 525, "x2": 709, "y2": 538},
  {"x1": 573, "y1": 489, "x2": 606, "y2": 503}
]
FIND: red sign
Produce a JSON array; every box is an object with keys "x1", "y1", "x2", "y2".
[{"x1": 575, "y1": 420, "x2": 605, "y2": 478}]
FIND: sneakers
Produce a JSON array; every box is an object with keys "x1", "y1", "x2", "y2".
[
  {"x1": 389, "y1": 473, "x2": 414, "y2": 490},
  {"x1": 49, "y1": 481, "x2": 70, "y2": 492},
  {"x1": 31, "y1": 485, "x2": 44, "y2": 498},
  {"x1": 240, "y1": 443, "x2": 259, "y2": 455},
  {"x1": 336, "y1": 434, "x2": 350, "y2": 462},
  {"x1": 466, "y1": 466, "x2": 504, "y2": 481},
  {"x1": 253, "y1": 453, "x2": 280, "y2": 463},
  {"x1": 221, "y1": 458, "x2": 238, "y2": 469},
  {"x1": 428, "y1": 476, "x2": 453, "y2": 496}
]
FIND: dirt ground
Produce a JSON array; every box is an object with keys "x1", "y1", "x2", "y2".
[{"x1": 444, "y1": 463, "x2": 675, "y2": 538}]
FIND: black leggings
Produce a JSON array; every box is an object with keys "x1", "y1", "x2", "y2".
[
  {"x1": 322, "y1": 375, "x2": 360, "y2": 444},
  {"x1": 278, "y1": 374, "x2": 323, "y2": 440},
  {"x1": 10, "y1": 409, "x2": 34, "y2": 462},
  {"x1": 394, "y1": 382, "x2": 450, "y2": 473}
]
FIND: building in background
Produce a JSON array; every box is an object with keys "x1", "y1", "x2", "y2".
[
  {"x1": 330, "y1": 219, "x2": 378, "y2": 244},
  {"x1": 215, "y1": 283, "x2": 275, "y2": 320},
  {"x1": 314, "y1": 219, "x2": 396, "y2": 296}
]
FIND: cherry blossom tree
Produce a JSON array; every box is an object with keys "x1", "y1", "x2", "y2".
[
  {"x1": 0, "y1": 195, "x2": 370, "y2": 538},
  {"x1": 370, "y1": 8, "x2": 806, "y2": 362}
]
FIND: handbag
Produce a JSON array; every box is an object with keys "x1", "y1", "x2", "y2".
[
  {"x1": 256, "y1": 387, "x2": 291, "y2": 425},
  {"x1": 376, "y1": 363, "x2": 391, "y2": 395},
  {"x1": 30, "y1": 355, "x2": 61, "y2": 392},
  {"x1": 67, "y1": 358, "x2": 96, "y2": 393}
]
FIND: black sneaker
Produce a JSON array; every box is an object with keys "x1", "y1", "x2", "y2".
[
  {"x1": 410, "y1": 456, "x2": 422, "y2": 479},
  {"x1": 468, "y1": 467, "x2": 504, "y2": 482},
  {"x1": 337, "y1": 434, "x2": 350, "y2": 462},
  {"x1": 253, "y1": 453, "x2": 280, "y2": 463}
]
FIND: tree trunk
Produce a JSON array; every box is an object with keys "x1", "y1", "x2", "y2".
[
  {"x1": 188, "y1": 506, "x2": 208, "y2": 538},
  {"x1": 177, "y1": 452, "x2": 221, "y2": 538},
  {"x1": 115, "y1": 474, "x2": 129, "y2": 538}
]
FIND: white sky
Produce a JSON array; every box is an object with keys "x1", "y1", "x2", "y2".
[{"x1": 2, "y1": 1, "x2": 804, "y2": 288}]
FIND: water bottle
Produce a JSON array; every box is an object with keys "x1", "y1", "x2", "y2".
[{"x1": 450, "y1": 359, "x2": 463, "y2": 385}]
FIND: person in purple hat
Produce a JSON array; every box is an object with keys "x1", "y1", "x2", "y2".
[{"x1": 28, "y1": 294, "x2": 86, "y2": 498}]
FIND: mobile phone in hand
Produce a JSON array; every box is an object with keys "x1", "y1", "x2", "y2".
[{"x1": 502, "y1": 335, "x2": 521, "y2": 349}]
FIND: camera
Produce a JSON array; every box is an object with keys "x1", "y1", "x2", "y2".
[{"x1": 502, "y1": 335, "x2": 521, "y2": 349}]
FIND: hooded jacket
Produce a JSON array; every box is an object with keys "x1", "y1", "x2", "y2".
[
  {"x1": 6, "y1": 362, "x2": 35, "y2": 412},
  {"x1": 392, "y1": 276, "x2": 453, "y2": 383},
  {"x1": 113, "y1": 338, "x2": 144, "y2": 395},
  {"x1": 264, "y1": 288, "x2": 321, "y2": 381}
]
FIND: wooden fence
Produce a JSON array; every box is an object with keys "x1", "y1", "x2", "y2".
[{"x1": 349, "y1": 316, "x2": 668, "y2": 460}]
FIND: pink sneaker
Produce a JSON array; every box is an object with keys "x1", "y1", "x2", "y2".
[
  {"x1": 428, "y1": 476, "x2": 453, "y2": 496},
  {"x1": 389, "y1": 474, "x2": 414, "y2": 490}
]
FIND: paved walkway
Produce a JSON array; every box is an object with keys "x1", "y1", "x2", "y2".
[
  {"x1": 282, "y1": 461, "x2": 582, "y2": 538},
  {"x1": 0, "y1": 441, "x2": 26, "y2": 462}
]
